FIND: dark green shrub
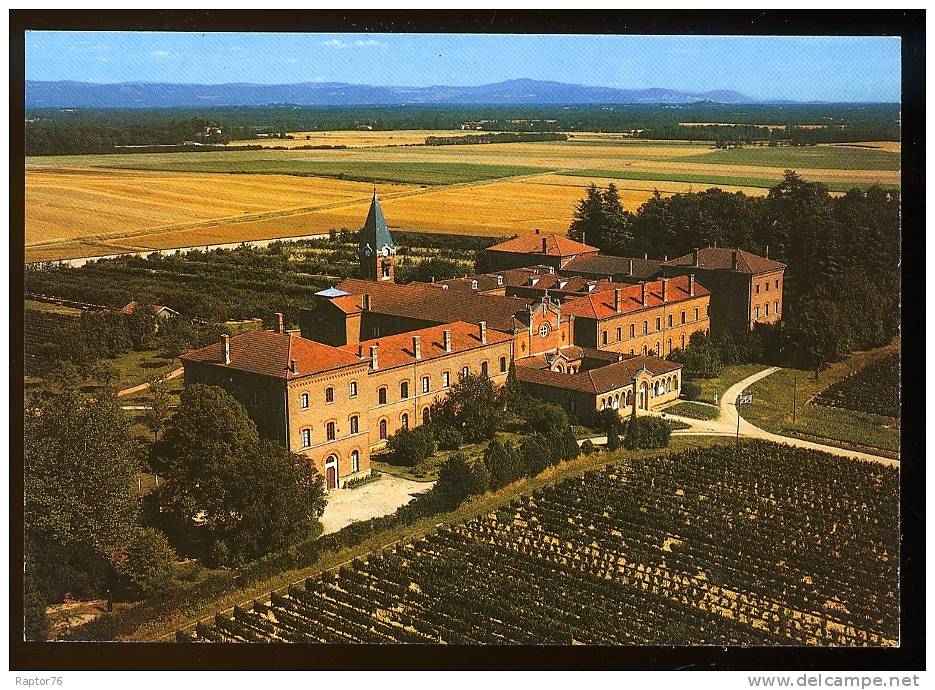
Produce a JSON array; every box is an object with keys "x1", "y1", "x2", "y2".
[
  {"x1": 580, "y1": 439, "x2": 595, "y2": 455},
  {"x1": 524, "y1": 400, "x2": 569, "y2": 435},
  {"x1": 386, "y1": 426, "x2": 435, "y2": 467},
  {"x1": 433, "y1": 425, "x2": 463, "y2": 451},
  {"x1": 680, "y1": 379, "x2": 702, "y2": 401}
]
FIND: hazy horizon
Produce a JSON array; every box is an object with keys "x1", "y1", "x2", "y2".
[{"x1": 25, "y1": 32, "x2": 901, "y2": 103}]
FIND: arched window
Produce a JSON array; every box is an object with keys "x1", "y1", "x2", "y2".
[
  {"x1": 765, "y1": 303, "x2": 770, "y2": 317},
  {"x1": 499, "y1": 356, "x2": 507, "y2": 373},
  {"x1": 694, "y1": 307, "x2": 699, "y2": 321},
  {"x1": 629, "y1": 348, "x2": 635, "y2": 355},
  {"x1": 422, "y1": 407, "x2": 430, "y2": 425},
  {"x1": 379, "y1": 419, "x2": 387, "y2": 440},
  {"x1": 555, "y1": 362, "x2": 565, "y2": 373},
  {"x1": 600, "y1": 399, "x2": 606, "y2": 410},
  {"x1": 378, "y1": 387, "x2": 387, "y2": 405},
  {"x1": 461, "y1": 366, "x2": 469, "y2": 378},
  {"x1": 642, "y1": 345, "x2": 648, "y2": 355},
  {"x1": 350, "y1": 415, "x2": 359, "y2": 434},
  {"x1": 616, "y1": 326, "x2": 622, "y2": 341},
  {"x1": 680, "y1": 334, "x2": 685, "y2": 349},
  {"x1": 667, "y1": 338, "x2": 672, "y2": 354},
  {"x1": 655, "y1": 317, "x2": 661, "y2": 331},
  {"x1": 539, "y1": 323, "x2": 550, "y2": 338},
  {"x1": 301, "y1": 428, "x2": 311, "y2": 448},
  {"x1": 774, "y1": 300, "x2": 779, "y2": 314},
  {"x1": 481, "y1": 361, "x2": 489, "y2": 377},
  {"x1": 401, "y1": 413, "x2": 409, "y2": 430},
  {"x1": 421, "y1": 376, "x2": 430, "y2": 393},
  {"x1": 325, "y1": 387, "x2": 334, "y2": 403},
  {"x1": 400, "y1": 381, "x2": 409, "y2": 399},
  {"x1": 382, "y1": 262, "x2": 390, "y2": 278},
  {"x1": 300, "y1": 393, "x2": 309, "y2": 409},
  {"x1": 612, "y1": 394, "x2": 619, "y2": 410},
  {"x1": 629, "y1": 324, "x2": 635, "y2": 338},
  {"x1": 351, "y1": 450, "x2": 360, "y2": 473},
  {"x1": 655, "y1": 341, "x2": 660, "y2": 356},
  {"x1": 755, "y1": 306, "x2": 760, "y2": 319},
  {"x1": 667, "y1": 314, "x2": 673, "y2": 328},
  {"x1": 326, "y1": 421, "x2": 336, "y2": 441}
]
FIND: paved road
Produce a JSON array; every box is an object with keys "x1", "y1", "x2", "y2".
[
  {"x1": 661, "y1": 366, "x2": 898, "y2": 467},
  {"x1": 116, "y1": 367, "x2": 183, "y2": 398}
]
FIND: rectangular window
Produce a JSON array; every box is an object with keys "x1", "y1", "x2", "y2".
[
  {"x1": 642, "y1": 321, "x2": 648, "y2": 335},
  {"x1": 442, "y1": 371, "x2": 450, "y2": 388},
  {"x1": 461, "y1": 366, "x2": 469, "y2": 378},
  {"x1": 756, "y1": 284, "x2": 760, "y2": 295},
  {"x1": 616, "y1": 327, "x2": 622, "y2": 341},
  {"x1": 301, "y1": 429, "x2": 311, "y2": 448},
  {"x1": 349, "y1": 381, "x2": 358, "y2": 398},
  {"x1": 300, "y1": 393, "x2": 309, "y2": 409},
  {"x1": 350, "y1": 415, "x2": 359, "y2": 434},
  {"x1": 655, "y1": 317, "x2": 661, "y2": 331},
  {"x1": 765, "y1": 303, "x2": 770, "y2": 317},
  {"x1": 680, "y1": 311, "x2": 686, "y2": 325},
  {"x1": 775, "y1": 279, "x2": 780, "y2": 290},
  {"x1": 421, "y1": 376, "x2": 430, "y2": 393},
  {"x1": 325, "y1": 387, "x2": 334, "y2": 403},
  {"x1": 694, "y1": 307, "x2": 699, "y2": 321},
  {"x1": 667, "y1": 314, "x2": 672, "y2": 328},
  {"x1": 326, "y1": 422, "x2": 336, "y2": 441},
  {"x1": 766, "y1": 282, "x2": 770, "y2": 292},
  {"x1": 378, "y1": 387, "x2": 387, "y2": 405},
  {"x1": 775, "y1": 300, "x2": 779, "y2": 313},
  {"x1": 602, "y1": 331, "x2": 608, "y2": 345},
  {"x1": 481, "y1": 361, "x2": 488, "y2": 377},
  {"x1": 499, "y1": 356, "x2": 507, "y2": 373},
  {"x1": 400, "y1": 381, "x2": 409, "y2": 399}
]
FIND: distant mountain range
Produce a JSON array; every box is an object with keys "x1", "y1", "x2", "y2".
[{"x1": 25, "y1": 78, "x2": 754, "y2": 108}]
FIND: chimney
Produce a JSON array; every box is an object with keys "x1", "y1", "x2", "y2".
[
  {"x1": 627, "y1": 259, "x2": 633, "y2": 276},
  {"x1": 221, "y1": 334, "x2": 231, "y2": 364},
  {"x1": 689, "y1": 274, "x2": 696, "y2": 297},
  {"x1": 692, "y1": 249, "x2": 699, "y2": 267},
  {"x1": 479, "y1": 321, "x2": 487, "y2": 344},
  {"x1": 370, "y1": 344, "x2": 379, "y2": 370},
  {"x1": 731, "y1": 250, "x2": 738, "y2": 271},
  {"x1": 412, "y1": 335, "x2": 421, "y2": 361},
  {"x1": 614, "y1": 287, "x2": 622, "y2": 314},
  {"x1": 661, "y1": 279, "x2": 668, "y2": 303},
  {"x1": 275, "y1": 312, "x2": 285, "y2": 334},
  {"x1": 443, "y1": 329, "x2": 452, "y2": 353},
  {"x1": 362, "y1": 293, "x2": 371, "y2": 311},
  {"x1": 289, "y1": 359, "x2": 297, "y2": 374},
  {"x1": 643, "y1": 253, "x2": 648, "y2": 260},
  {"x1": 764, "y1": 245, "x2": 769, "y2": 258},
  {"x1": 641, "y1": 282, "x2": 648, "y2": 307},
  {"x1": 541, "y1": 237, "x2": 548, "y2": 254}
]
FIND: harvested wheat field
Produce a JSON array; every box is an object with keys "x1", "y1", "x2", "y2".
[{"x1": 226, "y1": 130, "x2": 470, "y2": 148}]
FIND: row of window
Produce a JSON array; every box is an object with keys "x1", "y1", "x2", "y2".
[
  {"x1": 298, "y1": 358, "x2": 510, "y2": 410},
  {"x1": 754, "y1": 278, "x2": 781, "y2": 296},
  {"x1": 601, "y1": 308, "x2": 703, "y2": 346},
  {"x1": 300, "y1": 414, "x2": 362, "y2": 448},
  {"x1": 754, "y1": 301, "x2": 781, "y2": 320}
]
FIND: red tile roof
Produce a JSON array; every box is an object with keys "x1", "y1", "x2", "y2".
[
  {"x1": 180, "y1": 329, "x2": 365, "y2": 379},
  {"x1": 515, "y1": 355, "x2": 681, "y2": 395},
  {"x1": 486, "y1": 232, "x2": 599, "y2": 257},
  {"x1": 663, "y1": 247, "x2": 785, "y2": 274},
  {"x1": 339, "y1": 321, "x2": 512, "y2": 370},
  {"x1": 120, "y1": 301, "x2": 177, "y2": 315},
  {"x1": 336, "y1": 277, "x2": 533, "y2": 333},
  {"x1": 561, "y1": 275, "x2": 709, "y2": 320}
]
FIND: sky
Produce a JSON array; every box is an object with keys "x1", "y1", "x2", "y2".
[{"x1": 24, "y1": 32, "x2": 901, "y2": 102}]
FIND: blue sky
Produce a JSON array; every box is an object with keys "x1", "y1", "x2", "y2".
[{"x1": 25, "y1": 32, "x2": 901, "y2": 102}]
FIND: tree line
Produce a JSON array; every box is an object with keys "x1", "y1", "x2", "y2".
[
  {"x1": 424, "y1": 132, "x2": 567, "y2": 146},
  {"x1": 569, "y1": 174, "x2": 900, "y2": 372}
]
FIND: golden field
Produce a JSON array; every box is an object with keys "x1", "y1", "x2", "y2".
[
  {"x1": 24, "y1": 132, "x2": 900, "y2": 262},
  {"x1": 226, "y1": 130, "x2": 472, "y2": 148}
]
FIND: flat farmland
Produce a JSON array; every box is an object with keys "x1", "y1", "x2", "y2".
[
  {"x1": 24, "y1": 133, "x2": 900, "y2": 262},
  {"x1": 226, "y1": 130, "x2": 476, "y2": 148}
]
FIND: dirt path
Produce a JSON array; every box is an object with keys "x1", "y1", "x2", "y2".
[
  {"x1": 319, "y1": 474, "x2": 433, "y2": 535},
  {"x1": 115, "y1": 367, "x2": 183, "y2": 398},
  {"x1": 660, "y1": 367, "x2": 898, "y2": 467}
]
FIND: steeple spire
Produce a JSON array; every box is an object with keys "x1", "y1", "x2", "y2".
[{"x1": 358, "y1": 188, "x2": 396, "y2": 282}]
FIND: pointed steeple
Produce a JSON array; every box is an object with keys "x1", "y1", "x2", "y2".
[{"x1": 360, "y1": 189, "x2": 394, "y2": 253}]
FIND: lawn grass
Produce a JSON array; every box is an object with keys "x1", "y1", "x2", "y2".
[
  {"x1": 560, "y1": 168, "x2": 899, "y2": 193},
  {"x1": 128, "y1": 434, "x2": 731, "y2": 641},
  {"x1": 26, "y1": 349, "x2": 180, "y2": 399},
  {"x1": 25, "y1": 299, "x2": 83, "y2": 316},
  {"x1": 664, "y1": 400, "x2": 720, "y2": 421},
  {"x1": 372, "y1": 430, "x2": 524, "y2": 482},
  {"x1": 33, "y1": 153, "x2": 550, "y2": 186},
  {"x1": 672, "y1": 145, "x2": 900, "y2": 171},
  {"x1": 744, "y1": 340, "x2": 901, "y2": 455},
  {"x1": 685, "y1": 364, "x2": 766, "y2": 406}
]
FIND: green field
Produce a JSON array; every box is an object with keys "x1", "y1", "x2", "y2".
[
  {"x1": 561, "y1": 168, "x2": 899, "y2": 193},
  {"x1": 675, "y1": 145, "x2": 900, "y2": 171},
  {"x1": 663, "y1": 400, "x2": 721, "y2": 421},
  {"x1": 744, "y1": 341, "x2": 901, "y2": 455},
  {"x1": 28, "y1": 153, "x2": 550, "y2": 186},
  {"x1": 684, "y1": 365, "x2": 766, "y2": 406}
]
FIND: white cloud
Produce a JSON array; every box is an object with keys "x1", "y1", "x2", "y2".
[
  {"x1": 321, "y1": 39, "x2": 348, "y2": 49},
  {"x1": 320, "y1": 37, "x2": 385, "y2": 49},
  {"x1": 354, "y1": 39, "x2": 384, "y2": 47},
  {"x1": 149, "y1": 50, "x2": 174, "y2": 58}
]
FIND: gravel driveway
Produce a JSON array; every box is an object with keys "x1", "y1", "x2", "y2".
[{"x1": 320, "y1": 474, "x2": 434, "y2": 535}]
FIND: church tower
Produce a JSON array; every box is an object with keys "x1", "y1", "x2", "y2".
[{"x1": 358, "y1": 190, "x2": 396, "y2": 282}]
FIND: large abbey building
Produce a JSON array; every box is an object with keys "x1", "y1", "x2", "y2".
[{"x1": 181, "y1": 192, "x2": 782, "y2": 490}]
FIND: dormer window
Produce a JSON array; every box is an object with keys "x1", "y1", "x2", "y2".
[
  {"x1": 559, "y1": 280, "x2": 568, "y2": 289},
  {"x1": 529, "y1": 277, "x2": 539, "y2": 286},
  {"x1": 587, "y1": 283, "x2": 595, "y2": 293},
  {"x1": 496, "y1": 275, "x2": 504, "y2": 286},
  {"x1": 471, "y1": 280, "x2": 478, "y2": 290}
]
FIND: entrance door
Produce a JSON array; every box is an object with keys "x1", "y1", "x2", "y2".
[{"x1": 325, "y1": 455, "x2": 338, "y2": 490}]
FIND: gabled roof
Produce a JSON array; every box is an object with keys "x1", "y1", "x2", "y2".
[
  {"x1": 561, "y1": 275, "x2": 710, "y2": 320},
  {"x1": 339, "y1": 321, "x2": 512, "y2": 370},
  {"x1": 663, "y1": 247, "x2": 785, "y2": 274},
  {"x1": 515, "y1": 354, "x2": 681, "y2": 395},
  {"x1": 486, "y1": 232, "x2": 598, "y2": 257},
  {"x1": 561, "y1": 254, "x2": 662, "y2": 281},
  {"x1": 120, "y1": 301, "x2": 179, "y2": 316},
  {"x1": 180, "y1": 329, "x2": 365, "y2": 380},
  {"x1": 335, "y1": 277, "x2": 534, "y2": 333},
  {"x1": 359, "y1": 190, "x2": 395, "y2": 252}
]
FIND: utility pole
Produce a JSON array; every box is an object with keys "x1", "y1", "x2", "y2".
[
  {"x1": 735, "y1": 395, "x2": 741, "y2": 445},
  {"x1": 792, "y1": 376, "x2": 797, "y2": 425}
]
